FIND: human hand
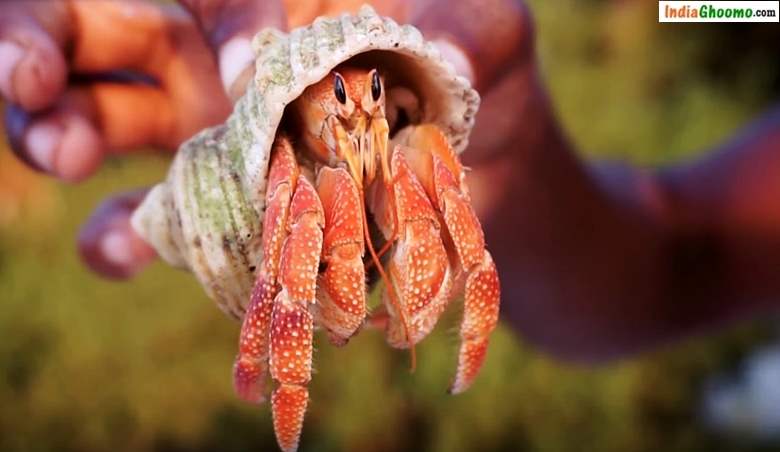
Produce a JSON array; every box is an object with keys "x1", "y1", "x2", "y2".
[
  {"x1": 1, "y1": 0, "x2": 285, "y2": 277},
  {"x1": 5, "y1": 0, "x2": 599, "y2": 359},
  {"x1": 3, "y1": 0, "x2": 546, "y2": 280},
  {"x1": 41, "y1": 0, "x2": 779, "y2": 365}
]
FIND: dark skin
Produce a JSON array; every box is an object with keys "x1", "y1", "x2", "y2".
[{"x1": 2, "y1": 0, "x2": 779, "y2": 363}]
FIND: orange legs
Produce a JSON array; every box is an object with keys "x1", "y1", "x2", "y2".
[
  {"x1": 234, "y1": 137, "x2": 298, "y2": 403},
  {"x1": 233, "y1": 136, "x2": 324, "y2": 452},
  {"x1": 380, "y1": 146, "x2": 453, "y2": 349},
  {"x1": 234, "y1": 124, "x2": 500, "y2": 451},
  {"x1": 270, "y1": 173, "x2": 323, "y2": 452},
  {"x1": 396, "y1": 124, "x2": 501, "y2": 394},
  {"x1": 314, "y1": 167, "x2": 366, "y2": 346}
]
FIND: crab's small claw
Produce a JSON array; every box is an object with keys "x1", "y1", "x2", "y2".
[{"x1": 314, "y1": 166, "x2": 366, "y2": 346}]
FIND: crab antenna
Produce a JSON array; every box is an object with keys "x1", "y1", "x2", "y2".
[
  {"x1": 359, "y1": 195, "x2": 417, "y2": 372},
  {"x1": 366, "y1": 119, "x2": 398, "y2": 263},
  {"x1": 364, "y1": 180, "x2": 399, "y2": 266},
  {"x1": 367, "y1": 117, "x2": 415, "y2": 370},
  {"x1": 375, "y1": 117, "x2": 398, "y2": 261},
  {"x1": 336, "y1": 118, "x2": 416, "y2": 371}
]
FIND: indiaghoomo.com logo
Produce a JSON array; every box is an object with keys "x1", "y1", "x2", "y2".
[{"x1": 659, "y1": 1, "x2": 779, "y2": 22}]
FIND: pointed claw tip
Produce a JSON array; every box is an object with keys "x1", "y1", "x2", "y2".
[
  {"x1": 272, "y1": 385, "x2": 308, "y2": 452},
  {"x1": 234, "y1": 380, "x2": 267, "y2": 404},
  {"x1": 233, "y1": 359, "x2": 268, "y2": 404},
  {"x1": 279, "y1": 442, "x2": 300, "y2": 452},
  {"x1": 326, "y1": 330, "x2": 350, "y2": 347},
  {"x1": 447, "y1": 379, "x2": 471, "y2": 395},
  {"x1": 239, "y1": 391, "x2": 266, "y2": 405}
]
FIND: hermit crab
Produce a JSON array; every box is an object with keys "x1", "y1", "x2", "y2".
[{"x1": 131, "y1": 6, "x2": 500, "y2": 451}]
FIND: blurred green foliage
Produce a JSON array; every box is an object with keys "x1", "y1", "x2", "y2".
[{"x1": 2, "y1": 1, "x2": 780, "y2": 451}]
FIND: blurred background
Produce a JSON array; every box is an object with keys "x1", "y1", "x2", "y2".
[{"x1": 2, "y1": 1, "x2": 780, "y2": 451}]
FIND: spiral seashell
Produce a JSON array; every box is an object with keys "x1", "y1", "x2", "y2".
[{"x1": 131, "y1": 5, "x2": 480, "y2": 319}]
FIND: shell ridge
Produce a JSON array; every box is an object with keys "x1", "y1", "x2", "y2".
[
  {"x1": 213, "y1": 147, "x2": 255, "y2": 314},
  {"x1": 298, "y1": 24, "x2": 320, "y2": 70},
  {"x1": 180, "y1": 139, "x2": 218, "y2": 304},
  {"x1": 194, "y1": 140, "x2": 244, "y2": 316},
  {"x1": 288, "y1": 28, "x2": 305, "y2": 87}
]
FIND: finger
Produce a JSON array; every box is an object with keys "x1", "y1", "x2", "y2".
[
  {"x1": 5, "y1": 103, "x2": 104, "y2": 181},
  {"x1": 65, "y1": 83, "x2": 178, "y2": 150},
  {"x1": 68, "y1": 1, "x2": 190, "y2": 76},
  {"x1": 71, "y1": 80, "x2": 225, "y2": 150},
  {"x1": 78, "y1": 189, "x2": 157, "y2": 280},
  {"x1": 0, "y1": 8, "x2": 67, "y2": 111},
  {"x1": 74, "y1": 1, "x2": 234, "y2": 118},
  {"x1": 4, "y1": 82, "x2": 185, "y2": 181},
  {"x1": 431, "y1": 39, "x2": 475, "y2": 84},
  {"x1": 178, "y1": 0, "x2": 287, "y2": 98},
  {"x1": 280, "y1": 0, "x2": 412, "y2": 28}
]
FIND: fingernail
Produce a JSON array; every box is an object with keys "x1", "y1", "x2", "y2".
[
  {"x1": 55, "y1": 115, "x2": 104, "y2": 182},
  {"x1": 25, "y1": 122, "x2": 62, "y2": 173},
  {"x1": 0, "y1": 41, "x2": 25, "y2": 102},
  {"x1": 100, "y1": 229, "x2": 135, "y2": 269},
  {"x1": 433, "y1": 39, "x2": 475, "y2": 84},
  {"x1": 219, "y1": 37, "x2": 255, "y2": 96}
]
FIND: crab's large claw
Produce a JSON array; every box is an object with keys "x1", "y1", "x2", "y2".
[
  {"x1": 234, "y1": 137, "x2": 299, "y2": 403},
  {"x1": 381, "y1": 145, "x2": 453, "y2": 349},
  {"x1": 314, "y1": 166, "x2": 367, "y2": 346},
  {"x1": 401, "y1": 124, "x2": 501, "y2": 394}
]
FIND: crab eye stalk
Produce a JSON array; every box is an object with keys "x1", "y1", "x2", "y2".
[
  {"x1": 371, "y1": 70, "x2": 381, "y2": 101},
  {"x1": 334, "y1": 73, "x2": 347, "y2": 104}
]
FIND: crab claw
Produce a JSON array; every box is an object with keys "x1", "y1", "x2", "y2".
[
  {"x1": 382, "y1": 145, "x2": 452, "y2": 349},
  {"x1": 400, "y1": 124, "x2": 501, "y2": 394},
  {"x1": 314, "y1": 166, "x2": 367, "y2": 346}
]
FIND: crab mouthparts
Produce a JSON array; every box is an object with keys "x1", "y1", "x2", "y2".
[{"x1": 333, "y1": 114, "x2": 391, "y2": 189}]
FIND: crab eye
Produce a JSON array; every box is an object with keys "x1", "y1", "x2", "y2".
[
  {"x1": 371, "y1": 71, "x2": 381, "y2": 101},
  {"x1": 333, "y1": 74, "x2": 347, "y2": 104}
]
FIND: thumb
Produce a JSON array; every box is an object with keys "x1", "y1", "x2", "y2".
[
  {"x1": 78, "y1": 189, "x2": 157, "y2": 280},
  {"x1": 178, "y1": 0, "x2": 287, "y2": 100}
]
